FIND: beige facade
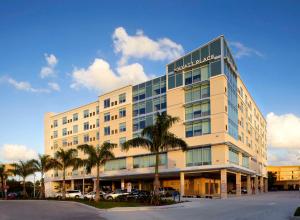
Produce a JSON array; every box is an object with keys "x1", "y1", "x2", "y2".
[{"x1": 44, "y1": 36, "x2": 267, "y2": 198}]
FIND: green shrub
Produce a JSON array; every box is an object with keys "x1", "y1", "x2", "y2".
[{"x1": 294, "y1": 207, "x2": 300, "y2": 216}]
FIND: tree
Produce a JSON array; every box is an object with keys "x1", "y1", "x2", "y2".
[
  {"x1": 122, "y1": 112, "x2": 187, "y2": 201},
  {"x1": 77, "y1": 142, "x2": 116, "y2": 202},
  {"x1": 0, "y1": 164, "x2": 9, "y2": 199},
  {"x1": 268, "y1": 171, "x2": 277, "y2": 191},
  {"x1": 53, "y1": 148, "x2": 82, "y2": 199},
  {"x1": 10, "y1": 160, "x2": 36, "y2": 198},
  {"x1": 31, "y1": 154, "x2": 59, "y2": 199}
]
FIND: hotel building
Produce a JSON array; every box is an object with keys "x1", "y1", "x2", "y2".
[{"x1": 44, "y1": 36, "x2": 268, "y2": 198}]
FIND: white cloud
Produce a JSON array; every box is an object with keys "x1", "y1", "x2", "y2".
[
  {"x1": 40, "y1": 53, "x2": 58, "y2": 78},
  {"x1": 113, "y1": 27, "x2": 184, "y2": 65},
  {"x1": 48, "y1": 82, "x2": 60, "y2": 91},
  {"x1": 0, "y1": 144, "x2": 38, "y2": 163},
  {"x1": 2, "y1": 76, "x2": 50, "y2": 93},
  {"x1": 70, "y1": 58, "x2": 149, "y2": 92},
  {"x1": 267, "y1": 112, "x2": 300, "y2": 148},
  {"x1": 229, "y1": 41, "x2": 263, "y2": 59},
  {"x1": 268, "y1": 149, "x2": 300, "y2": 166}
]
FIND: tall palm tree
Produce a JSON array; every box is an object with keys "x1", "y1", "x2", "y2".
[
  {"x1": 0, "y1": 164, "x2": 9, "y2": 199},
  {"x1": 53, "y1": 148, "x2": 82, "y2": 199},
  {"x1": 11, "y1": 160, "x2": 36, "y2": 198},
  {"x1": 77, "y1": 142, "x2": 116, "y2": 202},
  {"x1": 31, "y1": 154, "x2": 59, "y2": 199},
  {"x1": 122, "y1": 112, "x2": 188, "y2": 197}
]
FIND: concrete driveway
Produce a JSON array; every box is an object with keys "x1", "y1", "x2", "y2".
[
  {"x1": 0, "y1": 192, "x2": 299, "y2": 220},
  {"x1": 0, "y1": 200, "x2": 104, "y2": 220}
]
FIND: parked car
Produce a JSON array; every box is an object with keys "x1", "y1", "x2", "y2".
[
  {"x1": 159, "y1": 187, "x2": 176, "y2": 197},
  {"x1": 126, "y1": 189, "x2": 150, "y2": 200},
  {"x1": 80, "y1": 191, "x2": 106, "y2": 200},
  {"x1": 55, "y1": 190, "x2": 82, "y2": 199},
  {"x1": 7, "y1": 192, "x2": 18, "y2": 200},
  {"x1": 103, "y1": 189, "x2": 129, "y2": 200}
]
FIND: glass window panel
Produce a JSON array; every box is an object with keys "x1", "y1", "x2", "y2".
[
  {"x1": 192, "y1": 50, "x2": 200, "y2": 62},
  {"x1": 185, "y1": 124, "x2": 193, "y2": 137},
  {"x1": 146, "y1": 85, "x2": 152, "y2": 98},
  {"x1": 185, "y1": 89, "x2": 192, "y2": 103},
  {"x1": 202, "y1": 120, "x2": 210, "y2": 134},
  {"x1": 201, "y1": 84, "x2": 210, "y2": 98},
  {"x1": 145, "y1": 115, "x2": 153, "y2": 126},
  {"x1": 192, "y1": 87, "x2": 201, "y2": 101},
  {"x1": 211, "y1": 60, "x2": 221, "y2": 77},
  {"x1": 139, "y1": 102, "x2": 146, "y2": 115},
  {"x1": 139, "y1": 86, "x2": 146, "y2": 100},
  {"x1": 161, "y1": 95, "x2": 166, "y2": 109},
  {"x1": 153, "y1": 97, "x2": 160, "y2": 111},
  {"x1": 193, "y1": 122, "x2": 202, "y2": 136},
  {"x1": 168, "y1": 63, "x2": 174, "y2": 73},
  {"x1": 168, "y1": 74, "x2": 175, "y2": 89},
  {"x1": 184, "y1": 71, "x2": 192, "y2": 85},
  {"x1": 201, "y1": 45, "x2": 209, "y2": 60},
  {"x1": 146, "y1": 100, "x2": 153, "y2": 113},
  {"x1": 193, "y1": 104, "x2": 201, "y2": 118},
  {"x1": 175, "y1": 72, "x2": 183, "y2": 87},
  {"x1": 210, "y1": 39, "x2": 221, "y2": 56},
  {"x1": 185, "y1": 107, "x2": 193, "y2": 121},
  {"x1": 160, "y1": 79, "x2": 166, "y2": 94},
  {"x1": 184, "y1": 54, "x2": 191, "y2": 65},
  {"x1": 133, "y1": 104, "x2": 139, "y2": 117},
  {"x1": 202, "y1": 102, "x2": 210, "y2": 116},
  {"x1": 153, "y1": 80, "x2": 160, "y2": 96},
  {"x1": 201, "y1": 65, "x2": 209, "y2": 81},
  {"x1": 192, "y1": 68, "x2": 201, "y2": 83},
  {"x1": 175, "y1": 59, "x2": 183, "y2": 68}
]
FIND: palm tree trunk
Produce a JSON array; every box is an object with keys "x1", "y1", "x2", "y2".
[
  {"x1": 0, "y1": 175, "x2": 4, "y2": 199},
  {"x1": 153, "y1": 152, "x2": 160, "y2": 196},
  {"x1": 23, "y1": 177, "x2": 28, "y2": 198},
  {"x1": 95, "y1": 165, "x2": 100, "y2": 202},
  {"x1": 62, "y1": 168, "x2": 66, "y2": 199},
  {"x1": 40, "y1": 171, "x2": 45, "y2": 199}
]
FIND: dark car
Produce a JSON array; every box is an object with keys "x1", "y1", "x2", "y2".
[
  {"x1": 126, "y1": 189, "x2": 150, "y2": 200},
  {"x1": 7, "y1": 192, "x2": 18, "y2": 200}
]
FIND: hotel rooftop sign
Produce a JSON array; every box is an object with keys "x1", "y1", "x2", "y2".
[{"x1": 174, "y1": 55, "x2": 215, "y2": 72}]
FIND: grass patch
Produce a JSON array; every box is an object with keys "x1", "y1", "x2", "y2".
[{"x1": 294, "y1": 207, "x2": 300, "y2": 216}]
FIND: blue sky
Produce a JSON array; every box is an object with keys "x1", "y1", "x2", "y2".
[{"x1": 0, "y1": 0, "x2": 300, "y2": 165}]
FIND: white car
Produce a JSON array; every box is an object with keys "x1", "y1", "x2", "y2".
[
  {"x1": 80, "y1": 191, "x2": 106, "y2": 200},
  {"x1": 103, "y1": 189, "x2": 129, "y2": 200},
  {"x1": 55, "y1": 190, "x2": 82, "y2": 199}
]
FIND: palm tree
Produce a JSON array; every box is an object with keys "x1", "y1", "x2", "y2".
[
  {"x1": 31, "y1": 154, "x2": 59, "y2": 199},
  {"x1": 122, "y1": 112, "x2": 188, "y2": 198},
  {"x1": 0, "y1": 164, "x2": 9, "y2": 199},
  {"x1": 10, "y1": 160, "x2": 36, "y2": 198},
  {"x1": 77, "y1": 142, "x2": 116, "y2": 202},
  {"x1": 53, "y1": 148, "x2": 82, "y2": 199}
]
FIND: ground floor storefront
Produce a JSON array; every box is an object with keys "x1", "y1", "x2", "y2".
[{"x1": 47, "y1": 168, "x2": 268, "y2": 198}]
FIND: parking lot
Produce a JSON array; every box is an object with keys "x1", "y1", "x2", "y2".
[{"x1": 0, "y1": 191, "x2": 299, "y2": 220}]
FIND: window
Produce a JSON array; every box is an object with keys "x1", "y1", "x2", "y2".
[
  {"x1": 73, "y1": 113, "x2": 78, "y2": 121},
  {"x1": 104, "y1": 126, "x2": 110, "y2": 136},
  {"x1": 119, "y1": 122, "x2": 126, "y2": 132},
  {"x1": 185, "y1": 102, "x2": 210, "y2": 120},
  {"x1": 104, "y1": 98, "x2": 110, "y2": 108},
  {"x1": 242, "y1": 154, "x2": 249, "y2": 168},
  {"x1": 133, "y1": 86, "x2": 139, "y2": 102},
  {"x1": 185, "y1": 120, "x2": 210, "y2": 137},
  {"x1": 119, "y1": 93, "x2": 126, "y2": 104},
  {"x1": 152, "y1": 78, "x2": 160, "y2": 96},
  {"x1": 83, "y1": 110, "x2": 89, "y2": 118},
  {"x1": 229, "y1": 148, "x2": 239, "y2": 165},
  {"x1": 84, "y1": 134, "x2": 89, "y2": 143},
  {"x1": 210, "y1": 60, "x2": 221, "y2": 77},
  {"x1": 161, "y1": 95, "x2": 166, "y2": 109},
  {"x1": 53, "y1": 130, "x2": 58, "y2": 138},
  {"x1": 201, "y1": 65, "x2": 209, "y2": 81},
  {"x1": 185, "y1": 84, "x2": 210, "y2": 103},
  {"x1": 62, "y1": 139, "x2": 67, "y2": 147},
  {"x1": 168, "y1": 74, "x2": 175, "y2": 89},
  {"x1": 104, "y1": 158, "x2": 126, "y2": 171},
  {"x1": 73, "y1": 125, "x2": 78, "y2": 133},
  {"x1": 73, "y1": 136, "x2": 78, "y2": 145},
  {"x1": 119, "y1": 108, "x2": 126, "y2": 118},
  {"x1": 139, "y1": 84, "x2": 146, "y2": 100},
  {"x1": 133, "y1": 153, "x2": 167, "y2": 168},
  {"x1": 104, "y1": 113, "x2": 110, "y2": 122},
  {"x1": 133, "y1": 104, "x2": 139, "y2": 117},
  {"x1": 83, "y1": 122, "x2": 89, "y2": 131},
  {"x1": 119, "y1": 137, "x2": 126, "y2": 146},
  {"x1": 96, "y1": 106, "x2": 99, "y2": 114},
  {"x1": 139, "y1": 102, "x2": 145, "y2": 115},
  {"x1": 210, "y1": 39, "x2": 221, "y2": 56},
  {"x1": 153, "y1": 97, "x2": 160, "y2": 111},
  {"x1": 186, "y1": 147, "x2": 211, "y2": 166},
  {"x1": 62, "y1": 128, "x2": 67, "y2": 136},
  {"x1": 146, "y1": 100, "x2": 153, "y2": 113},
  {"x1": 192, "y1": 68, "x2": 201, "y2": 83},
  {"x1": 53, "y1": 120, "x2": 58, "y2": 127},
  {"x1": 175, "y1": 72, "x2": 183, "y2": 87},
  {"x1": 62, "y1": 117, "x2": 67, "y2": 125},
  {"x1": 96, "y1": 119, "x2": 100, "y2": 127}
]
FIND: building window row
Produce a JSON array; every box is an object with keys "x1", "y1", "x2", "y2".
[
  {"x1": 133, "y1": 153, "x2": 167, "y2": 168},
  {"x1": 184, "y1": 65, "x2": 209, "y2": 86},
  {"x1": 133, "y1": 95, "x2": 166, "y2": 118},
  {"x1": 185, "y1": 84, "x2": 210, "y2": 103},
  {"x1": 185, "y1": 119, "x2": 210, "y2": 138},
  {"x1": 229, "y1": 148, "x2": 239, "y2": 165},
  {"x1": 133, "y1": 76, "x2": 166, "y2": 102},
  {"x1": 186, "y1": 147, "x2": 211, "y2": 166},
  {"x1": 185, "y1": 101, "x2": 210, "y2": 121},
  {"x1": 104, "y1": 158, "x2": 126, "y2": 171}
]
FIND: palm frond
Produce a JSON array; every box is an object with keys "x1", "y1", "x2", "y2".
[
  {"x1": 161, "y1": 132, "x2": 188, "y2": 151},
  {"x1": 122, "y1": 137, "x2": 153, "y2": 151}
]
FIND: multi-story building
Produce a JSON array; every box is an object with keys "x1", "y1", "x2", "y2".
[
  {"x1": 267, "y1": 166, "x2": 300, "y2": 190},
  {"x1": 44, "y1": 36, "x2": 268, "y2": 198}
]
